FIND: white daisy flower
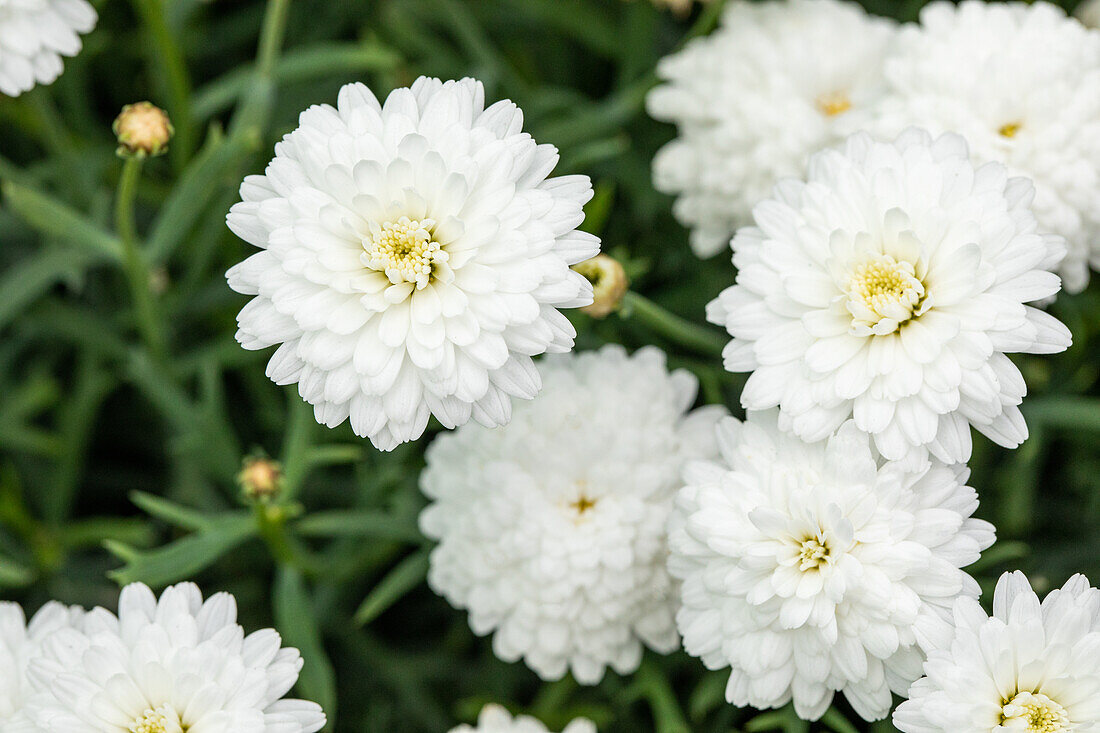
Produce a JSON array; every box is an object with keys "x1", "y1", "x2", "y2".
[
  {"x1": 871, "y1": 0, "x2": 1100, "y2": 293},
  {"x1": 450, "y1": 704, "x2": 596, "y2": 733},
  {"x1": 645, "y1": 0, "x2": 896, "y2": 257},
  {"x1": 707, "y1": 129, "x2": 1071, "y2": 467},
  {"x1": 894, "y1": 571, "x2": 1100, "y2": 732},
  {"x1": 420, "y1": 345, "x2": 725, "y2": 684},
  {"x1": 0, "y1": 0, "x2": 96, "y2": 97},
  {"x1": 226, "y1": 77, "x2": 599, "y2": 450},
  {"x1": 21, "y1": 582, "x2": 325, "y2": 733},
  {"x1": 0, "y1": 601, "x2": 84, "y2": 727},
  {"x1": 669, "y1": 411, "x2": 995, "y2": 721}
]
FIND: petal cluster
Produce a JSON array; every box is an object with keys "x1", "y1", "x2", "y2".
[
  {"x1": 420, "y1": 345, "x2": 725, "y2": 683},
  {"x1": 450, "y1": 705, "x2": 596, "y2": 733},
  {"x1": 227, "y1": 77, "x2": 599, "y2": 450},
  {"x1": 0, "y1": 0, "x2": 96, "y2": 96},
  {"x1": 894, "y1": 571, "x2": 1100, "y2": 732},
  {"x1": 21, "y1": 582, "x2": 325, "y2": 733},
  {"x1": 668, "y1": 411, "x2": 995, "y2": 721},
  {"x1": 0, "y1": 601, "x2": 83, "y2": 727},
  {"x1": 708, "y1": 129, "x2": 1071, "y2": 466},
  {"x1": 645, "y1": 0, "x2": 896, "y2": 257},
  {"x1": 870, "y1": 0, "x2": 1100, "y2": 293}
]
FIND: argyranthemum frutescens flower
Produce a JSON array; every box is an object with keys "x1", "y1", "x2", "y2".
[
  {"x1": 871, "y1": 0, "x2": 1100, "y2": 293},
  {"x1": 645, "y1": 0, "x2": 896, "y2": 257},
  {"x1": 0, "y1": 600, "x2": 84, "y2": 727},
  {"x1": 0, "y1": 0, "x2": 96, "y2": 97},
  {"x1": 707, "y1": 129, "x2": 1071, "y2": 467},
  {"x1": 226, "y1": 77, "x2": 599, "y2": 451},
  {"x1": 894, "y1": 571, "x2": 1100, "y2": 732},
  {"x1": 21, "y1": 582, "x2": 325, "y2": 733},
  {"x1": 450, "y1": 705, "x2": 596, "y2": 733},
  {"x1": 420, "y1": 345, "x2": 725, "y2": 684},
  {"x1": 668, "y1": 411, "x2": 995, "y2": 721}
]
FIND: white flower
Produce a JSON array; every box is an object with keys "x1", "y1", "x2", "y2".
[
  {"x1": 645, "y1": 0, "x2": 896, "y2": 257},
  {"x1": 0, "y1": 601, "x2": 84, "y2": 727},
  {"x1": 21, "y1": 582, "x2": 325, "y2": 733},
  {"x1": 870, "y1": 0, "x2": 1100, "y2": 293},
  {"x1": 707, "y1": 129, "x2": 1071, "y2": 467},
  {"x1": 669, "y1": 411, "x2": 995, "y2": 721},
  {"x1": 894, "y1": 571, "x2": 1100, "y2": 732},
  {"x1": 449, "y1": 705, "x2": 596, "y2": 733},
  {"x1": 226, "y1": 77, "x2": 599, "y2": 450},
  {"x1": 0, "y1": 0, "x2": 96, "y2": 97},
  {"x1": 420, "y1": 345, "x2": 725, "y2": 684}
]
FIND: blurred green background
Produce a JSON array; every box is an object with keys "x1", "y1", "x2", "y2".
[{"x1": 1, "y1": 0, "x2": 1098, "y2": 730}]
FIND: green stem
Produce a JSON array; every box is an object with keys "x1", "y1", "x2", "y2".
[
  {"x1": 255, "y1": 504, "x2": 298, "y2": 566},
  {"x1": 115, "y1": 157, "x2": 166, "y2": 360},
  {"x1": 132, "y1": 0, "x2": 195, "y2": 167},
  {"x1": 256, "y1": 0, "x2": 294, "y2": 78},
  {"x1": 620, "y1": 291, "x2": 726, "y2": 357}
]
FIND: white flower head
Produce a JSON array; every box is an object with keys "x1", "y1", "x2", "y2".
[
  {"x1": 0, "y1": 601, "x2": 84, "y2": 727},
  {"x1": 227, "y1": 77, "x2": 600, "y2": 450},
  {"x1": 708, "y1": 129, "x2": 1072, "y2": 467},
  {"x1": 420, "y1": 345, "x2": 725, "y2": 684},
  {"x1": 646, "y1": 0, "x2": 897, "y2": 257},
  {"x1": 0, "y1": 0, "x2": 96, "y2": 96},
  {"x1": 895, "y1": 571, "x2": 1100, "y2": 732},
  {"x1": 871, "y1": 0, "x2": 1100, "y2": 293},
  {"x1": 449, "y1": 704, "x2": 596, "y2": 733},
  {"x1": 22, "y1": 582, "x2": 325, "y2": 733},
  {"x1": 669, "y1": 411, "x2": 995, "y2": 721}
]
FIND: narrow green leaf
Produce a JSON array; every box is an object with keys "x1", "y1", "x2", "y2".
[
  {"x1": 0, "y1": 556, "x2": 35, "y2": 588},
  {"x1": 106, "y1": 515, "x2": 254, "y2": 587},
  {"x1": 2, "y1": 181, "x2": 122, "y2": 259},
  {"x1": 354, "y1": 550, "x2": 430, "y2": 626},
  {"x1": 0, "y1": 248, "x2": 102, "y2": 331},
  {"x1": 273, "y1": 567, "x2": 338, "y2": 724},
  {"x1": 130, "y1": 491, "x2": 215, "y2": 531},
  {"x1": 294, "y1": 510, "x2": 424, "y2": 544},
  {"x1": 821, "y1": 708, "x2": 861, "y2": 733}
]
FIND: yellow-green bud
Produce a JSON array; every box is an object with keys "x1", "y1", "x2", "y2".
[
  {"x1": 238, "y1": 456, "x2": 283, "y2": 501},
  {"x1": 113, "y1": 102, "x2": 174, "y2": 158},
  {"x1": 573, "y1": 254, "x2": 629, "y2": 319}
]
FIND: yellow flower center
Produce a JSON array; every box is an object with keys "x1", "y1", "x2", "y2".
[
  {"x1": 363, "y1": 216, "x2": 447, "y2": 289},
  {"x1": 816, "y1": 91, "x2": 852, "y2": 117},
  {"x1": 797, "y1": 537, "x2": 831, "y2": 571},
  {"x1": 569, "y1": 495, "x2": 597, "y2": 515},
  {"x1": 1001, "y1": 692, "x2": 1070, "y2": 732},
  {"x1": 845, "y1": 254, "x2": 926, "y2": 335},
  {"x1": 999, "y1": 122, "x2": 1022, "y2": 138},
  {"x1": 129, "y1": 707, "x2": 185, "y2": 733}
]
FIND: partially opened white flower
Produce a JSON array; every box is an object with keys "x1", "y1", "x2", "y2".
[
  {"x1": 0, "y1": 0, "x2": 96, "y2": 96},
  {"x1": 227, "y1": 77, "x2": 599, "y2": 450},
  {"x1": 669, "y1": 411, "x2": 995, "y2": 721},
  {"x1": 894, "y1": 571, "x2": 1100, "y2": 732},
  {"x1": 420, "y1": 345, "x2": 725, "y2": 684},
  {"x1": 646, "y1": 0, "x2": 896, "y2": 257},
  {"x1": 450, "y1": 704, "x2": 596, "y2": 733},
  {"x1": 0, "y1": 601, "x2": 83, "y2": 727},
  {"x1": 21, "y1": 582, "x2": 325, "y2": 733},
  {"x1": 708, "y1": 129, "x2": 1071, "y2": 467},
  {"x1": 871, "y1": 0, "x2": 1100, "y2": 293}
]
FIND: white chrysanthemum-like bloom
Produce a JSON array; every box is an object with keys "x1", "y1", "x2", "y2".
[
  {"x1": 895, "y1": 571, "x2": 1100, "y2": 732},
  {"x1": 669, "y1": 411, "x2": 995, "y2": 721},
  {"x1": 21, "y1": 582, "x2": 325, "y2": 733},
  {"x1": 227, "y1": 77, "x2": 599, "y2": 450},
  {"x1": 450, "y1": 705, "x2": 596, "y2": 733},
  {"x1": 646, "y1": 0, "x2": 896, "y2": 257},
  {"x1": 0, "y1": 0, "x2": 96, "y2": 97},
  {"x1": 420, "y1": 345, "x2": 725, "y2": 684},
  {"x1": 0, "y1": 601, "x2": 84, "y2": 727},
  {"x1": 871, "y1": 1, "x2": 1100, "y2": 293},
  {"x1": 708, "y1": 129, "x2": 1072, "y2": 467}
]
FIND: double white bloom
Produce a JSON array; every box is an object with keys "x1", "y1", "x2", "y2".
[
  {"x1": 0, "y1": 0, "x2": 96, "y2": 96},
  {"x1": 227, "y1": 77, "x2": 599, "y2": 450},
  {"x1": 450, "y1": 705, "x2": 595, "y2": 733},
  {"x1": 708, "y1": 129, "x2": 1071, "y2": 467},
  {"x1": 669, "y1": 411, "x2": 994, "y2": 721}
]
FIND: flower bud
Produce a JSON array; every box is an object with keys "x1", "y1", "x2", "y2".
[
  {"x1": 238, "y1": 456, "x2": 282, "y2": 501},
  {"x1": 573, "y1": 254, "x2": 628, "y2": 318},
  {"x1": 113, "y1": 102, "x2": 174, "y2": 158}
]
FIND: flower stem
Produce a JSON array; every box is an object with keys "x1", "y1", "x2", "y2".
[
  {"x1": 620, "y1": 291, "x2": 727, "y2": 357},
  {"x1": 256, "y1": 0, "x2": 294, "y2": 78},
  {"x1": 114, "y1": 157, "x2": 166, "y2": 360},
  {"x1": 131, "y1": 0, "x2": 194, "y2": 167}
]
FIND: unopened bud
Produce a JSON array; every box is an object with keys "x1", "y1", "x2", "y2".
[
  {"x1": 114, "y1": 102, "x2": 174, "y2": 158},
  {"x1": 573, "y1": 254, "x2": 629, "y2": 318},
  {"x1": 238, "y1": 456, "x2": 282, "y2": 501}
]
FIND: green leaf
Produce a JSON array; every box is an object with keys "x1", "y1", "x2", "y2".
[
  {"x1": 354, "y1": 550, "x2": 430, "y2": 626},
  {"x1": 273, "y1": 566, "x2": 338, "y2": 725},
  {"x1": 130, "y1": 491, "x2": 216, "y2": 531},
  {"x1": 0, "y1": 556, "x2": 35, "y2": 588},
  {"x1": 821, "y1": 708, "x2": 861, "y2": 733},
  {"x1": 0, "y1": 247, "x2": 103, "y2": 331},
  {"x1": 106, "y1": 514, "x2": 254, "y2": 587},
  {"x1": 2, "y1": 181, "x2": 122, "y2": 259},
  {"x1": 294, "y1": 510, "x2": 424, "y2": 544}
]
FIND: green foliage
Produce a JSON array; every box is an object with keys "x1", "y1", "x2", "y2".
[{"x1": 1, "y1": 0, "x2": 1098, "y2": 731}]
